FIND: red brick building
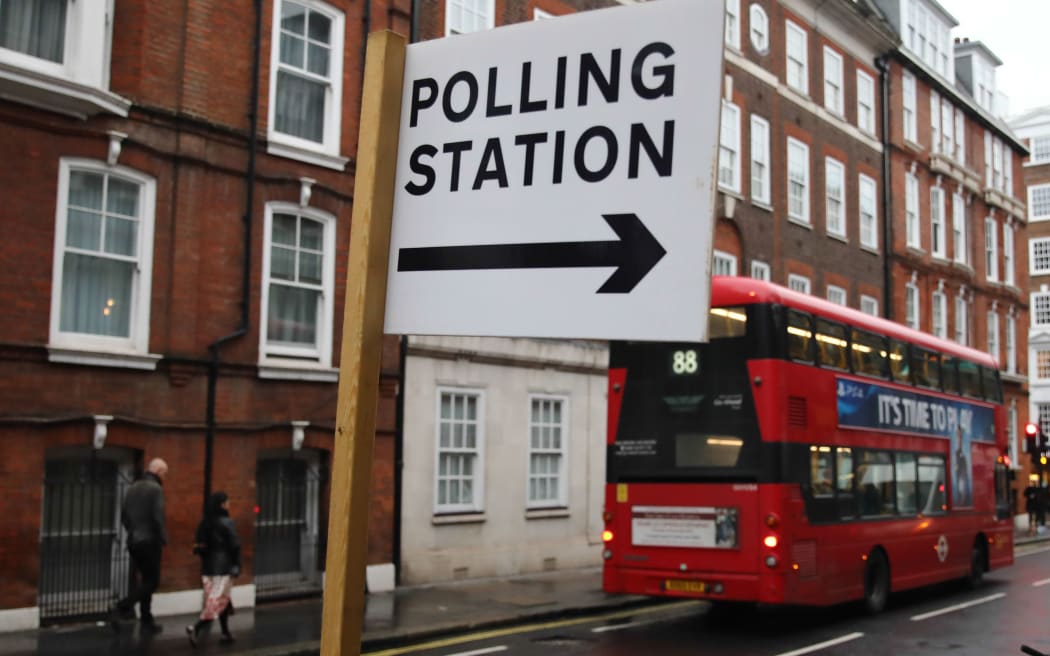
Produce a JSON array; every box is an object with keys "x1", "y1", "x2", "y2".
[
  {"x1": 0, "y1": 0, "x2": 407, "y2": 629},
  {"x1": 711, "y1": 0, "x2": 896, "y2": 316},
  {"x1": 1009, "y1": 106, "x2": 1050, "y2": 487},
  {"x1": 873, "y1": 1, "x2": 1030, "y2": 514}
]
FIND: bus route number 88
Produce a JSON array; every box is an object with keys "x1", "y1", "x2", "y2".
[{"x1": 670, "y1": 349, "x2": 699, "y2": 376}]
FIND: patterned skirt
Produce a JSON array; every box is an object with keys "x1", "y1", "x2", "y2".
[{"x1": 199, "y1": 575, "x2": 233, "y2": 620}]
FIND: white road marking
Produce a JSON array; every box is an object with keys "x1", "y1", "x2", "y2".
[
  {"x1": 592, "y1": 621, "x2": 644, "y2": 633},
  {"x1": 772, "y1": 632, "x2": 864, "y2": 656},
  {"x1": 444, "y1": 647, "x2": 508, "y2": 656},
  {"x1": 1033, "y1": 578, "x2": 1050, "y2": 587},
  {"x1": 909, "y1": 593, "x2": 1006, "y2": 621}
]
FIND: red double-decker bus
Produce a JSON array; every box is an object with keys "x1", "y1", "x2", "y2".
[{"x1": 602, "y1": 277, "x2": 1013, "y2": 612}]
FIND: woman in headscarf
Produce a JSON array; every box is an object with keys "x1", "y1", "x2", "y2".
[{"x1": 186, "y1": 491, "x2": 240, "y2": 647}]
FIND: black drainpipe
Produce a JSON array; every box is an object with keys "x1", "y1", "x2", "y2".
[
  {"x1": 205, "y1": 0, "x2": 262, "y2": 506},
  {"x1": 876, "y1": 53, "x2": 893, "y2": 321}
]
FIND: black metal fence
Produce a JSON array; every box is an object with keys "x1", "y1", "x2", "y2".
[
  {"x1": 39, "y1": 457, "x2": 131, "y2": 623},
  {"x1": 254, "y1": 457, "x2": 324, "y2": 599}
]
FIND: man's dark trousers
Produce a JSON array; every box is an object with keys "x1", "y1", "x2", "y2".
[{"x1": 117, "y1": 541, "x2": 162, "y2": 624}]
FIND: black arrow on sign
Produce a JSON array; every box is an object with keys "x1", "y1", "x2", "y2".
[{"x1": 396, "y1": 213, "x2": 666, "y2": 294}]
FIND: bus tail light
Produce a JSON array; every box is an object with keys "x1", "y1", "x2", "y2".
[
  {"x1": 603, "y1": 510, "x2": 614, "y2": 523},
  {"x1": 765, "y1": 513, "x2": 780, "y2": 528},
  {"x1": 765, "y1": 555, "x2": 778, "y2": 568},
  {"x1": 762, "y1": 534, "x2": 778, "y2": 549},
  {"x1": 602, "y1": 529, "x2": 614, "y2": 543}
]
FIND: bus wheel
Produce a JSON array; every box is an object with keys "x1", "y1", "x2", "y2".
[
  {"x1": 863, "y1": 550, "x2": 890, "y2": 614},
  {"x1": 966, "y1": 540, "x2": 986, "y2": 589}
]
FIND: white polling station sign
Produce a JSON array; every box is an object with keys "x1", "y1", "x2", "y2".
[{"x1": 383, "y1": 0, "x2": 724, "y2": 341}]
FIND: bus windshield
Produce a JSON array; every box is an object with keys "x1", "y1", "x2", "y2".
[{"x1": 608, "y1": 305, "x2": 767, "y2": 482}]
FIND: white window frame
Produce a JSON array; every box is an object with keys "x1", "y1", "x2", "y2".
[
  {"x1": 1036, "y1": 349, "x2": 1050, "y2": 379},
  {"x1": 1003, "y1": 223, "x2": 1015, "y2": 287},
  {"x1": 526, "y1": 394, "x2": 569, "y2": 509},
  {"x1": 905, "y1": 173, "x2": 920, "y2": 249},
  {"x1": 952, "y1": 192, "x2": 967, "y2": 265},
  {"x1": 445, "y1": 0, "x2": 494, "y2": 34},
  {"x1": 718, "y1": 101, "x2": 742, "y2": 193},
  {"x1": 434, "y1": 387, "x2": 485, "y2": 514},
  {"x1": 0, "y1": 0, "x2": 128, "y2": 117},
  {"x1": 787, "y1": 137, "x2": 810, "y2": 224},
  {"x1": 259, "y1": 202, "x2": 337, "y2": 369},
  {"x1": 931, "y1": 290, "x2": 947, "y2": 338},
  {"x1": 823, "y1": 47, "x2": 843, "y2": 116},
  {"x1": 859, "y1": 174, "x2": 877, "y2": 250},
  {"x1": 749, "y1": 4, "x2": 769, "y2": 53},
  {"x1": 856, "y1": 70, "x2": 875, "y2": 135},
  {"x1": 724, "y1": 0, "x2": 741, "y2": 50},
  {"x1": 267, "y1": 0, "x2": 347, "y2": 169},
  {"x1": 940, "y1": 99, "x2": 954, "y2": 157},
  {"x1": 860, "y1": 295, "x2": 879, "y2": 316},
  {"x1": 750, "y1": 260, "x2": 770, "y2": 280},
  {"x1": 1006, "y1": 315, "x2": 1016, "y2": 374},
  {"x1": 930, "y1": 186, "x2": 945, "y2": 258},
  {"x1": 1035, "y1": 293, "x2": 1050, "y2": 328},
  {"x1": 785, "y1": 20, "x2": 808, "y2": 95},
  {"x1": 1032, "y1": 135, "x2": 1050, "y2": 164},
  {"x1": 713, "y1": 250, "x2": 738, "y2": 276},
  {"x1": 987, "y1": 310, "x2": 999, "y2": 361},
  {"x1": 826, "y1": 285, "x2": 847, "y2": 306},
  {"x1": 985, "y1": 216, "x2": 998, "y2": 282},
  {"x1": 902, "y1": 72, "x2": 917, "y2": 143},
  {"x1": 930, "y1": 90, "x2": 941, "y2": 153},
  {"x1": 905, "y1": 283, "x2": 919, "y2": 330},
  {"x1": 49, "y1": 158, "x2": 157, "y2": 366},
  {"x1": 1029, "y1": 184, "x2": 1050, "y2": 221},
  {"x1": 825, "y1": 157, "x2": 845, "y2": 238},
  {"x1": 955, "y1": 296, "x2": 968, "y2": 345},
  {"x1": 954, "y1": 109, "x2": 966, "y2": 164},
  {"x1": 1031, "y1": 238, "x2": 1050, "y2": 274},
  {"x1": 750, "y1": 114, "x2": 770, "y2": 205},
  {"x1": 532, "y1": 8, "x2": 553, "y2": 19},
  {"x1": 788, "y1": 274, "x2": 811, "y2": 295}
]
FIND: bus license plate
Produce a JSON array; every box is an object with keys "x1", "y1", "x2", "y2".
[{"x1": 664, "y1": 579, "x2": 706, "y2": 593}]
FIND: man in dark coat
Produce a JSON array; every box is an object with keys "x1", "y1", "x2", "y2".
[{"x1": 110, "y1": 457, "x2": 168, "y2": 633}]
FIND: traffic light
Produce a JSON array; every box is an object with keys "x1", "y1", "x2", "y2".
[{"x1": 1026, "y1": 422, "x2": 1041, "y2": 454}]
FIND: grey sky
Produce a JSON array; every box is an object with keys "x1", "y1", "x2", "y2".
[{"x1": 938, "y1": 0, "x2": 1049, "y2": 116}]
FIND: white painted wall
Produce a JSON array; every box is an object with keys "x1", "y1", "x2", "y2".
[{"x1": 400, "y1": 336, "x2": 608, "y2": 585}]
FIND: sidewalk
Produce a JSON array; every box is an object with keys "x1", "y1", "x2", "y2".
[
  {"x1": 0, "y1": 566, "x2": 656, "y2": 656},
  {"x1": 3, "y1": 527, "x2": 1048, "y2": 656}
]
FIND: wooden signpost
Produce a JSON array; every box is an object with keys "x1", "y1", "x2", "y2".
[{"x1": 319, "y1": 29, "x2": 406, "y2": 656}]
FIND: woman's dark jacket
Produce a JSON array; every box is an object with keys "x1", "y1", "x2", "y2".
[{"x1": 195, "y1": 513, "x2": 241, "y2": 577}]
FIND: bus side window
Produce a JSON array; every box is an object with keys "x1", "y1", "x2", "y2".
[
  {"x1": 836, "y1": 447, "x2": 855, "y2": 520},
  {"x1": 959, "y1": 360, "x2": 981, "y2": 398},
  {"x1": 941, "y1": 357, "x2": 960, "y2": 395},
  {"x1": 787, "y1": 310, "x2": 814, "y2": 364},
  {"x1": 815, "y1": 318, "x2": 848, "y2": 370},
  {"x1": 911, "y1": 347, "x2": 940, "y2": 389},
  {"x1": 918, "y1": 455, "x2": 947, "y2": 514},
  {"x1": 857, "y1": 450, "x2": 894, "y2": 517},
  {"x1": 889, "y1": 340, "x2": 910, "y2": 384},
  {"x1": 895, "y1": 453, "x2": 918, "y2": 515},
  {"x1": 981, "y1": 366, "x2": 1003, "y2": 403},
  {"x1": 806, "y1": 446, "x2": 837, "y2": 523},
  {"x1": 850, "y1": 328, "x2": 887, "y2": 378}
]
